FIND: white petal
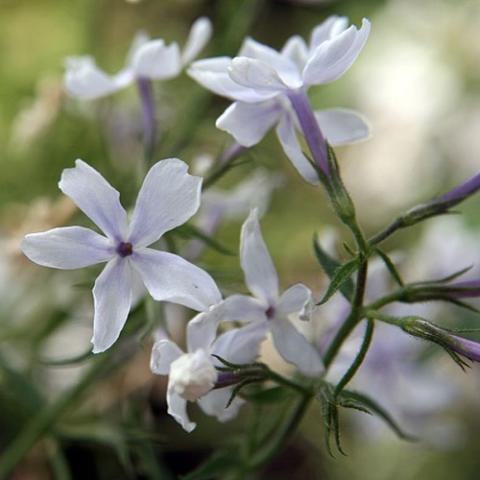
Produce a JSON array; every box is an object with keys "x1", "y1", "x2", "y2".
[
  {"x1": 126, "y1": 31, "x2": 150, "y2": 66},
  {"x1": 275, "y1": 114, "x2": 320, "y2": 185},
  {"x1": 277, "y1": 283, "x2": 312, "y2": 317},
  {"x1": 310, "y1": 16, "x2": 349, "y2": 50},
  {"x1": 281, "y1": 36, "x2": 309, "y2": 71},
  {"x1": 197, "y1": 388, "x2": 244, "y2": 423},
  {"x1": 132, "y1": 248, "x2": 221, "y2": 311},
  {"x1": 128, "y1": 158, "x2": 201, "y2": 247},
  {"x1": 216, "y1": 100, "x2": 281, "y2": 147},
  {"x1": 59, "y1": 160, "x2": 129, "y2": 241},
  {"x1": 240, "y1": 209, "x2": 279, "y2": 304},
  {"x1": 167, "y1": 388, "x2": 196, "y2": 432},
  {"x1": 64, "y1": 56, "x2": 128, "y2": 100},
  {"x1": 229, "y1": 57, "x2": 287, "y2": 92},
  {"x1": 315, "y1": 108, "x2": 370, "y2": 145},
  {"x1": 181, "y1": 17, "x2": 213, "y2": 65},
  {"x1": 187, "y1": 307, "x2": 224, "y2": 353},
  {"x1": 188, "y1": 58, "x2": 276, "y2": 103},
  {"x1": 150, "y1": 339, "x2": 183, "y2": 375},
  {"x1": 92, "y1": 258, "x2": 133, "y2": 353},
  {"x1": 220, "y1": 294, "x2": 267, "y2": 323},
  {"x1": 22, "y1": 226, "x2": 113, "y2": 270},
  {"x1": 270, "y1": 317, "x2": 324, "y2": 376},
  {"x1": 239, "y1": 38, "x2": 302, "y2": 88},
  {"x1": 212, "y1": 322, "x2": 268, "y2": 365},
  {"x1": 303, "y1": 19, "x2": 370, "y2": 86},
  {"x1": 131, "y1": 40, "x2": 182, "y2": 79}
]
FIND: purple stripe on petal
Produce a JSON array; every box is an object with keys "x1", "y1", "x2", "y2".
[{"x1": 451, "y1": 335, "x2": 480, "y2": 362}]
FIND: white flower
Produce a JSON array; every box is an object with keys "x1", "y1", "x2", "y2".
[
  {"x1": 151, "y1": 308, "x2": 267, "y2": 432},
  {"x1": 65, "y1": 17, "x2": 212, "y2": 100},
  {"x1": 221, "y1": 209, "x2": 324, "y2": 376},
  {"x1": 21, "y1": 158, "x2": 221, "y2": 353},
  {"x1": 188, "y1": 16, "x2": 370, "y2": 184}
]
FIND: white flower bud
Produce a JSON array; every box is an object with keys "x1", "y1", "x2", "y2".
[{"x1": 168, "y1": 350, "x2": 218, "y2": 402}]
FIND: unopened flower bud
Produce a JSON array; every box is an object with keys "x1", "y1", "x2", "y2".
[{"x1": 169, "y1": 350, "x2": 218, "y2": 402}]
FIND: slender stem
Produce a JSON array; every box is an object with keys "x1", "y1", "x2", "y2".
[
  {"x1": 203, "y1": 143, "x2": 247, "y2": 189},
  {"x1": 287, "y1": 88, "x2": 329, "y2": 176},
  {"x1": 137, "y1": 77, "x2": 156, "y2": 166},
  {"x1": 366, "y1": 287, "x2": 408, "y2": 311},
  {"x1": 266, "y1": 369, "x2": 313, "y2": 396},
  {"x1": 369, "y1": 218, "x2": 403, "y2": 246},
  {"x1": 334, "y1": 319, "x2": 374, "y2": 397}
]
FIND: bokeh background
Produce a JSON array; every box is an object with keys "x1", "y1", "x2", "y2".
[{"x1": 1, "y1": 0, "x2": 480, "y2": 478}]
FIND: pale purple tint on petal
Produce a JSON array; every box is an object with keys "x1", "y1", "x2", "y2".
[
  {"x1": 315, "y1": 108, "x2": 370, "y2": 145},
  {"x1": 277, "y1": 283, "x2": 312, "y2": 317},
  {"x1": 92, "y1": 257, "x2": 133, "y2": 353},
  {"x1": 131, "y1": 248, "x2": 221, "y2": 311},
  {"x1": 187, "y1": 308, "x2": 224, "y2": 353},
  {"x1": 281, "y1": 35, "x2": 309, "y2": 71},
  {"x1": 451, "y1": 335, "x2": 480, "y2": 362},
  {"x1": 131, "y1": 40, "x2": 182, "y2": 79},
  {"x1": 435, "y1": 172, "x2": 480, "y2": 205},
  {"x1": 59, "y1": 160, "x2": 129, "y2": 241},
  {"x1": 309, "y1": 16, "x2": 349, "y2": 50},
  {"x1": 181, "y1": 17, "x2": 213, "y2": 65},
  {"x1": 22, "y1": 226, "x2": 113, "y2": 270},
  {"x1": 220, "y1": 294, "x2": 267, "y2": 323},
  {"x1": 229, "y1": 57, "x2": 288, "y2": 92},
  {"x1": 197, "y1": 388, "x2": 244, "y2": 422},
  {"x1": 128, "y1": 158, "x2": 202, "y2": 247},
  {"x1": 150, "y1": 339, "x2": 184, "y2": 375}
]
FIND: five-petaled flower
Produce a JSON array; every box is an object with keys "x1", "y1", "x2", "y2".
[
  {"x1": 65, "y1": 17, "x2": 212, "y2": 100},
  {"x1": 221, "y1": 209, "x2": 324, "y2": 376},
  {"x1": 22, "y1": 159, "x2": 221, "y2": 353},
  {"x1": 188, "y1": 16, "x2": 370, "y2": 183},
  {"x1": 150, "y1": 308, "x2": 267, "y2": 431}
]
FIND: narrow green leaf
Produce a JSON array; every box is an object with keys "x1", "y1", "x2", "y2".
[
  {"x1": 174, "y1": 224, "x2": 236, "y2": 256},
  {"x1": 317, "y1": 257, "x2": 359, "y2": 305},
  {"x1": 375, "y1": 248, "x2": 404, "y2": 287}
]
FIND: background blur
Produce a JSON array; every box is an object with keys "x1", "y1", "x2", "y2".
[{"x1": 1, "y1": 0, "x2": 480, "y2": 478}]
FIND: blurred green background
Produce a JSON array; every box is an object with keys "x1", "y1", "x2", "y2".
[{"x1": 1, "y1": 0, "x2": 480, "y2": 478}]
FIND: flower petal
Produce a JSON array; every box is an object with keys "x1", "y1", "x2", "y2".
[
  {"x1": 64, "y1": 56, "x2": 130, "y2": 100},
  {"x1": 239, "y1": 38, "x2": 302, "y2": 88},
  {"x1": 197, "y1": 388, "x2": 244, "y2": 423},
  {"x1": 270, "y1": 317, "x2": 324, "y2": 376},
  {"x1": 216, "y1": 100, "x2": 281, "y2": 147},
  {"x1": 167, "y1": 388, "x2": 196, "y2": 432},
  {"x1": 212, "y1": 321, "x2": 268, "y2": 365},
  {"x1": 92, "y1": 258, "x2": 133, "y2": 353},
  {"x1": 240, "y1": 209, "x2": 279, "y2": 304},
  {"x1": 131, "y1": 40, "x2": 182, "y2": 79},
  {"x1": 187, "y1": 307, "x2": 224, "y2": 352},
  {"x1": 220, "y1": 294, "x2": 267, "y2": 323},
  {"x1": 275, "y1": 114, "x2": 320, "y2": 185},
  {"x1": 59, "y1": 160, "x2": 129, "y2": 241},
  {"x1": 303, "y1": 18, "x2": 370, "y2": 86},
  {"x1": 181, "y1": 17, "x2": 213, "y2": 65},
  {"x1": 277, "y1": 283, "x2": 313, "y2": 318},
  {"x1": 128, "y1": 158, "x2": 202, "y2": 247},
  {"x1": 281, "y1": 35, "x2": 309, "y2": 71},
  {"x1": 309, "y1": 16, "x2": 349, "y2": 50},
  {"x1": 229, "y1": 57, "x2": 287, "y2": 92},
  {"x1": 315, "y1": 108, "x2": 370, "y2": 145},
  {"x1": 132, "y1": 248, "x2": 221, "y2": 311},
  {"x1": 150, "y1": 339, "x2": 184, "y2": 375},
  {"x1": 22, "y1": 226, "x2": 113, "y2": 269},
  {"x1": 188, "y1": 58, "x2": 276, "y2": 103}
]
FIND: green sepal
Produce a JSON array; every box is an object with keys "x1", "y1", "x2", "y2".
[
  {"x1": 317, "y1": 257, "x2": 360, "y2": 305},
  {"x1": 374, "y1": 248, "x2": 404, "y2": 287}
]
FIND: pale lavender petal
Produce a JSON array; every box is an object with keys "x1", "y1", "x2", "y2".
[
  {"x1": 181, "y1": 17, "x2": 213, "y2": 65},
  {"x1": 150, "y1": 339, "x2": 184, "y2": 375},
  {"x1": 92, "y1": 258, "x2": 133, "y2": 353},
  {"x1": 303, "y1": 18, "x2": 370, "y2": 86},
  {"x1": 167, "y1": 388, "x2": 196, "y2": 432},
  {"x1": 131, "y1": 40, "x2": 182, "y2": 79},
  {"x1": 187, "y1": 307, "x2": 225, "y2": 353},
  {"x1": 277, "y1": 283, "x2": 312, "y2": 317},
  {"x1": 22, "y1": 226, "x2": 113, "y2": 269},
  {"x1": 309, "y1": 16, "x2": 349, "y2": 50},
  {"x1": 220, "y1": 294, "x2": 267, "y2": 323},
  {"x1": 281, "y1": 35, "x2": 309, "y2": 71},
  {"x1": 216, "y1": 100, "x2": 282, "y2": 147},
  {"x1": 188, "y1": 58, "x2": 276, "y2": 103},
  {"x1": 229, "y1": 57, "x2": 288, "y2": 92},
  {"x1": 128, "y1": 158, "x2": 202, "y2": 247},
  {"x1": 240, "y1": 209, "x2": 279, "y2": 304},
  {"x1": 275, "y1": 114, "x2": 320, "y2": 185},
  {"x1": 132, "y1": 248, "x2": 221, "y2": 311},
  {"x1": 212, "y1": 321, "x2": 268, "y2": 364},
  {"x1": 315, "y1": 108, "x2": 370, "y2": 145},
  {"x1": 59, "y1": 160, "x2": 129, "y2": 241},
  {"x1": 270, "y1": 317, "x2": 324, "y2": 376},
  {"x1": 197, "y1": 388, "x2": 244, "y2": 422}
]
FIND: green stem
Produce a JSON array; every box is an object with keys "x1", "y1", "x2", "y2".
[
  {"x1": 0, "y1": 354, "x2": 111, "y2": 479},
  {"x1": 334, "y1": 319, "x2": 374, "y2": 397},
  {"x1": 368, "y1": 218, "x2": 403, "y2": 246},
  {"x1": 266, "y1": 369, "x2": 312, "y2": 396}
]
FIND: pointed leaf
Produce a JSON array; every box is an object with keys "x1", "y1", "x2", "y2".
[
  {"x1": 318, "y1": 257, "x2": 359, "y2": 305},
  {"x1": 375, "y1": 248, "x2": 404, "y2": 287}
]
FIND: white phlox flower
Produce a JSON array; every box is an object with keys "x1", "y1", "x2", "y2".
[
  {"x1": 188, "y1": 16, "x2": 370, "y2": 184},
  {"x1": 150, "y1": 308, "x2": 267, "y2": 432},
  {"x1": 65, "y1": 17, "x2": 212, "y2": 100},
  {"x1": 221, "y1": 209, "x2": 324, "y2": 376},
  {"x1": 21, "y1": 158, "x2": 221, "y2": 353}
]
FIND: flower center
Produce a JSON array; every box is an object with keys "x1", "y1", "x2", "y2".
[
  {"x1": 265, "y1": 306, "x2": 275, "y2": 319},
  {"x1": 117, "y1": 242, "x2": 133, "y2": 257}
]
